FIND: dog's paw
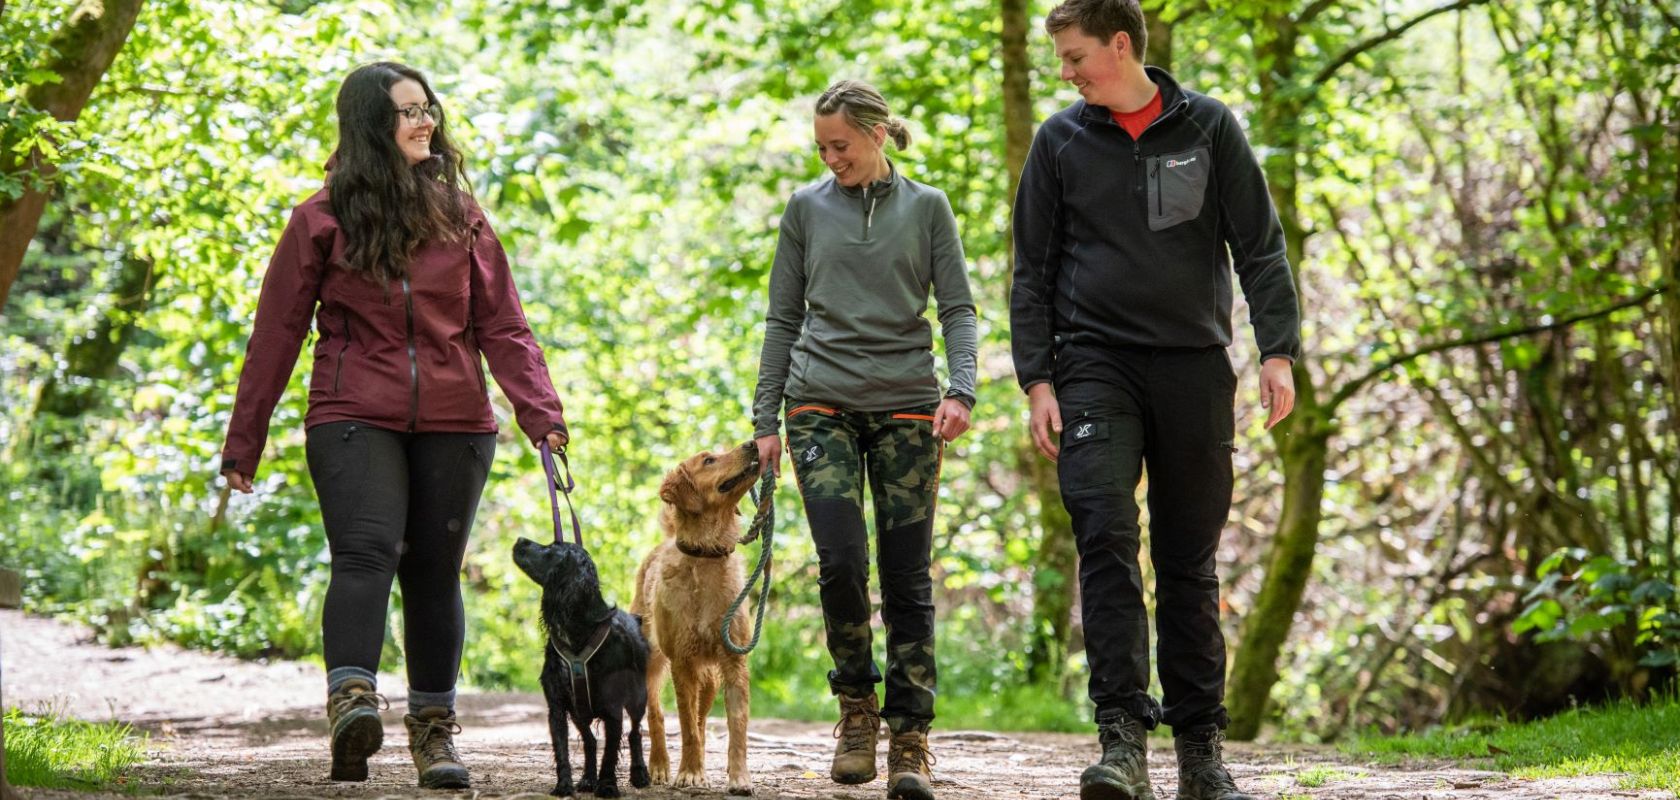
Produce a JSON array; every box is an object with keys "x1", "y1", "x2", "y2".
[
  {"x1": 630, "y1": 765, "x2": 651, "y2": 789},
  {"x1": 550, "y1": 781, "x2": 574, "y2": 797},
  {"x1": 578, "y1": 777, "x2": 595, "y2": 793},
  {"x1": 594, "y1": 782, "x2": 621, "y2": 798},
  {"x1": 726, "y1": 779, "x2": 753, "y2": 796},
  {"x1": 673, "y1": 768, "x2": 709, "y2": 789},
  {"x1": 649, "y1": 763, "x2": 670, "y2": 785}
]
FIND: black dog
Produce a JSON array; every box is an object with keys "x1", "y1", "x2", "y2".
[{"x1": 514, "y1": 538, "x2": 652, "y2": 797}]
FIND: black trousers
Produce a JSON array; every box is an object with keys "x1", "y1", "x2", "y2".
[
  {"x1": 1053, "y1": 344, "x2": 1236, "y2": 731},
  {"x1": 306, "y1": 421, "x2": 496, "y2": 693}
]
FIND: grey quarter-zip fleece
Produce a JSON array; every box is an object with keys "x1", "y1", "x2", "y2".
[{"x1": 752, "y1": 163, "x2": 978, "y2": 438}]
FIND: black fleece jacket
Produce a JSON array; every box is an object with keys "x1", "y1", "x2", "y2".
[{"x1": 1010, "y1": 67, "x2": 1302, "y2": 391}]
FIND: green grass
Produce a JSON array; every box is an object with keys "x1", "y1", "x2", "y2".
[
  {"x1": 4, "y1": 707, "x2": 148, "y2": 790},
  {"x1": 1294, "y1": 765, "x2": 1357, "y2": 787},
  {"x1": 1347, "y1": 696, "x2": 1680, "y2": 792}
]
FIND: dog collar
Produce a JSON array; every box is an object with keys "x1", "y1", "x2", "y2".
[{"x1": 676, "y1": 541, "x2": 734, "y2": 558}]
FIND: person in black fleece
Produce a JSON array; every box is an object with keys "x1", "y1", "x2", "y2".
[{"x1": 1009, "y1": 1, "x2": 1300, "y2": 798}]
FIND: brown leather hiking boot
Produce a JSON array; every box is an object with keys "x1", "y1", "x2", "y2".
[
  {"x1": 885, "y1": 727, "x2": 936, "y2": 800},
  {"x1": 1173, "y1": 727, "x2": 1254, "y2": 800},
  {"x1": 1080, "y1": 712, "x2": 1155, "y2": 800},
  {"x1": 404, "y1": 706, "x2": 470, "y2": 789},
  {"x1": 326, "y1": 678, "x2": 387, "y2": 782},
  {"x1": 831, "y1": 692, "x2": 881, "y2": 784}
]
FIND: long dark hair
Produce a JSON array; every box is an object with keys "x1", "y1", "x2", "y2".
[{"x1": 328, "y1": 62, "x2": 471, "y2": 282}]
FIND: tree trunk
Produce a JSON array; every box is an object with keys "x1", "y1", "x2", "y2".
[
  {"x1": 33, "y1": 252, "x2": 154, "y2": 419},
  {"x1": 0, "y1": 0, "x2": 146, "y2": 310},
  {"x1": 1143, "y1": 0, "x2": 1173, "y2": 73},
  {"x1": 1224, "y1": 15, "x2": 1330, "y2": 741},
  {"x1": 1000, "y1": 0, "x2": 1079, "y2": 683},
  {"x1": 1226, "y1": 374, "x2": 1330, "y2": 739}
]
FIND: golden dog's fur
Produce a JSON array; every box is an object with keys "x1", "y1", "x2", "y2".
[{"x1": 631, "y1": 443, "x2": 759, "y2": 795}]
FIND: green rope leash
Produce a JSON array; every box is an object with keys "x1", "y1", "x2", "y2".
[{"x1": 722, "y1": 471, "x2": 776, "y2": 656}]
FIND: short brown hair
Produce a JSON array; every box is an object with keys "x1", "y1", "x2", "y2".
[{"x1": 1045, "y1": 0, "x2": 1148, "y2": 63}]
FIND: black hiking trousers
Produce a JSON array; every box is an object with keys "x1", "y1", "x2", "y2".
[
  {"x1": 306, "y1": 420, "x2": 497, "y2": 694},
  {"x1": 1053, "y1": 343, "x2": 1236, "y2": 731}
]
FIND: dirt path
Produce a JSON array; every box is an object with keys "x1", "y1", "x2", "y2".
[{"x1": 2, "y1": 610, "x2": 1673, "y2": 799}]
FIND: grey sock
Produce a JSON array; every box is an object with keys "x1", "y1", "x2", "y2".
[
  {"x1": 327, "y1": 665, "x2": 378, "y2": 695},
  {"x1": 408, "y1": 688, "x2": 456, "y2": 713}
]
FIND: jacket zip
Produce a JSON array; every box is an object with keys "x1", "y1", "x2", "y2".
[
  {"x1": 334, "y1": 314, "x2": 352, "y2": 394},
  {"x1": 862, "y1": 185, "x2": 875, "y2": 240},
  {"x1": 402, "y1": 277, "x2": 419, "y2": 432}
]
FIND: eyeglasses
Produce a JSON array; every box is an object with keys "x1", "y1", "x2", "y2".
[{"x1": 395, "y1": 104, "x2": 443, "y2": 127}]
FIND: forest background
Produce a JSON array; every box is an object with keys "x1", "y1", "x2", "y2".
[{"x1": 1, "y1": 0, "x2": 1676, "y2": 744}]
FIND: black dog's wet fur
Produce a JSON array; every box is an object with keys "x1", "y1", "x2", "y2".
[{"x1": 514, "y1": 538, "x2": 651, "y2": 797}]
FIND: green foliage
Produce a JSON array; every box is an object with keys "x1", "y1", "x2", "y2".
[
  {"x1": 1516, "y1": 549, "x2": 1680, "y2": 672},
  {"x1": 0, "y1": 0, "x2": 1675, "y2": 747},
  {"x1": 1348, "y1": 695, "x2": 1680, "y2": 791},
  {"x1": 3, "y1": 707, "x2": 148, "y2": 790}
]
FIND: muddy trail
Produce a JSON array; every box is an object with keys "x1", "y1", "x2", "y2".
[{"x1": 3, "y1": 611, "x2": 1672, "y2": 799}]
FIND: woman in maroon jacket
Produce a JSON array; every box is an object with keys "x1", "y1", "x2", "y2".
[{"x1": 219, "y1": 62, "x2": 566, "y2": 790}]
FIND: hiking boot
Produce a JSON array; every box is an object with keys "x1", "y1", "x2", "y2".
[
  {"x1": 885, "y1": 726, "x2": 935, "y2": 800},
  {"x1": 1173, "y1": 726, "x2": 1254, "y2": 800},
  {"x1": 326, "y1": 678, "x2": 387, "y2": 782},
  {"x1": 831, "y1": 692, "x2": 881, "y2": 784},
  {"x1": 1079, "y1": 711, "x2": 1155, "y2": 800},
  {"x1": 404, "y1": 706, "x2": 471, "y2": 789}
]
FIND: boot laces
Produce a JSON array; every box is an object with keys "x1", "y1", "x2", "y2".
[
  {"x1": 1182, "y1": 730, "x2": 1237, "y2": 790},
  {"x1": 331, "y1": 688, "x2": 389, "y2": 718},
  {"x1": 1098, "y1": 719, "x2": 1144, "y2": 749},
  {"x1": 413, "y1": 715, "x2": 464, "y2": 763},
  {"x1": 889, "y1": 731, "x2": 936, "y2": 774},
  {"x1": 833, "y1": 697, "x2": 880, "y2": 752}
]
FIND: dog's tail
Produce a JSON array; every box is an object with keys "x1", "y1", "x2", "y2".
[{"x1": 630, "y1": 549, "x2": 654, "y2": 617}]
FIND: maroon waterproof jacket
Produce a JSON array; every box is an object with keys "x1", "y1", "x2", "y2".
[{"x1": 221, "y1": 189, "x2": 566, "y2": 477}]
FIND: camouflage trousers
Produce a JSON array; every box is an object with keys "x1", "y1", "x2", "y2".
[{"x1": 785, "y1": 400, "x2": 942, "y2": 733}]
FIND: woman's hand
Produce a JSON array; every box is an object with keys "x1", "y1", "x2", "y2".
[
  {"x1": 932, "y1": 397, "x2": 971, "y2": 442},
  {"x1": 545, "y1": 430, "x2": 568, "y2": 451},
  {"x1": 755, "y1": 434, "x2": 783, "y2": 476},
  {"x1": 222, "y1": 471, "x2": 253, "y2": 494}
]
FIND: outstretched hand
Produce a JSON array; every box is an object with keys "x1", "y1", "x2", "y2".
[{"x1": 1259, "y1": 357, "x2": 1296, "y2": 430}]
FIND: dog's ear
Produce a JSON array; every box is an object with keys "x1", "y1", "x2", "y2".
[{"x1": 659, "y1": 465, "x2": 705, "y2": 514}]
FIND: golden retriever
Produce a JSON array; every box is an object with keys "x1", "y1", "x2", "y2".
[{"x1": 631, "y1": 442, "x2": 759, "y2": 795}]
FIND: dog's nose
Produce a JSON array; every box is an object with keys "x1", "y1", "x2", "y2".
[{"x1": 742, "y1": 440, "x2": 758, "y2": 454}]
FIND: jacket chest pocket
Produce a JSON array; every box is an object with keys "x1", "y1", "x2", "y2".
[{"x1": 1147, "y1": 147, "x2": 1210, "y2": 231}]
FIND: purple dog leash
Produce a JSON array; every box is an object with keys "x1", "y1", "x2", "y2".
[{"x1": 540, "y1": 441, "x2": 583, "y2": 546}]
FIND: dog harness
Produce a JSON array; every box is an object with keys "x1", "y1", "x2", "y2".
[{"x1": 549, "y1": 619, "x2": 615, "y2": 721}]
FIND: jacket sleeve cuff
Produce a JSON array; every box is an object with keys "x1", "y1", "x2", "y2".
[
  {"x1": 1259, "y1": 353, "x2": 1296, "y2": 365},
  {"x1": 1020, "y1": 378, "x2": 1052, "y2": 393},
  {"x1": 945, "y1": 390, "x2": 976, "y2": 410}
]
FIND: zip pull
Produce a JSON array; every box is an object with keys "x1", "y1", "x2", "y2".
[
  {"x1": 1133, "y1": 144, "x2": 1143, "y2": 194},
  {"x1": 867, "y1": 195, "x2": 878, "y2": 236},
  {"x1": 862, "y1": 185, "x2": 871, "y2": 239}
]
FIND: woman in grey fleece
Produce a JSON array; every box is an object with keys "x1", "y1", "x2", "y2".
[{"x1": 751, "y1": 79, "x2": 977, "y2": 800}]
